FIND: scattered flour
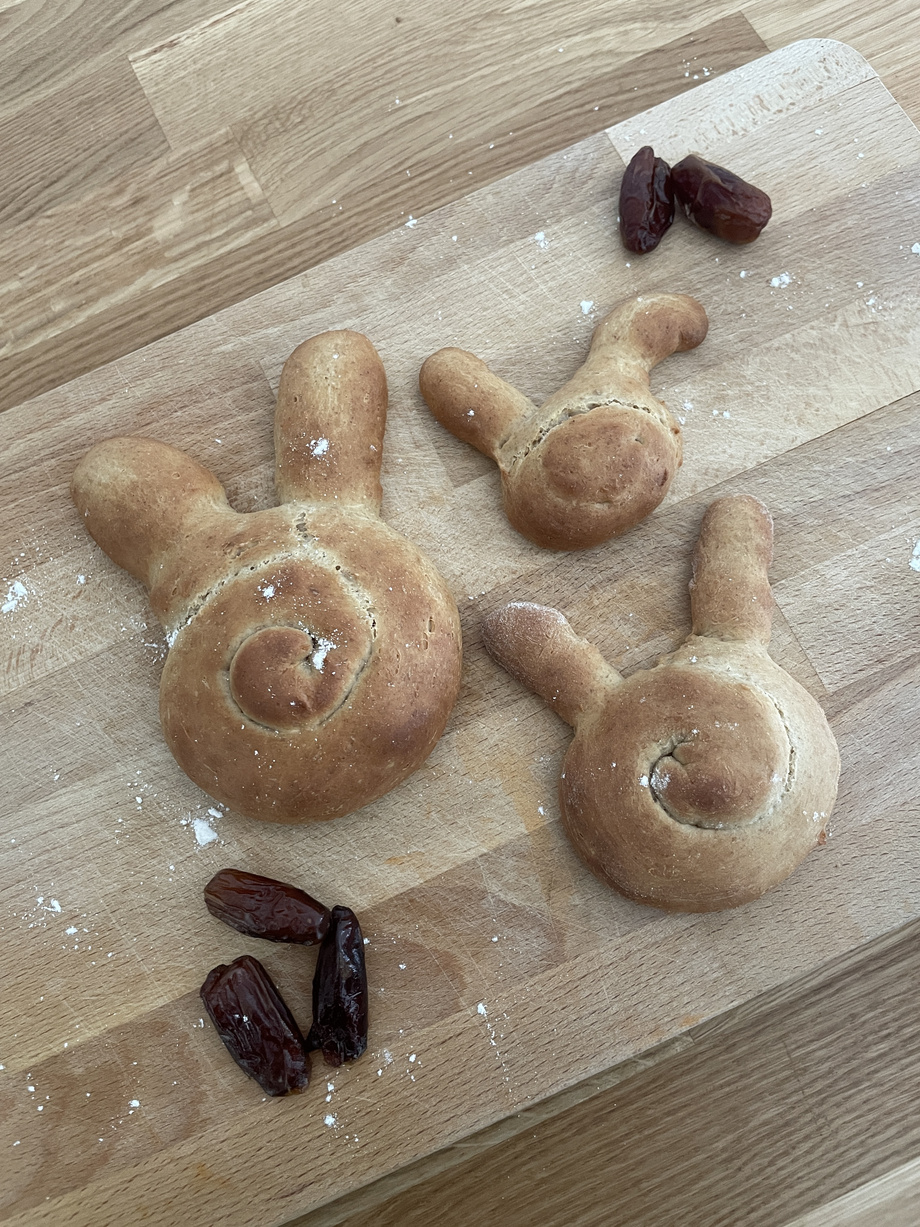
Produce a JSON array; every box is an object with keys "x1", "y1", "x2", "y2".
[
  {"x1": 910, "y1": 542, "x2": 920, "y2": 573},
  {"x1": 311, "y1": 637, "x2": 336, "y2": 670},
  {"x1": 770, "y1": 272, "x2": 793, "y2": 288},
  {"x1": 533, "y1": 231, "x2": 548, "y2": 249},
  {"x1": 2, "y1": 580, "x2": 28, "y2": 613},
  {"x1": 580, "y1": 300, "x2": 594, "y2": 314},
  {"x1": 309, "y1": 438, "x2": 330, "y2": 457},
  {"x1": 192, "y1": 818, "x2": 219, "y2": 846}
]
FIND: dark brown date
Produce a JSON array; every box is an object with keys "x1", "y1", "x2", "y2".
[
  {"x1": 200, "y1": 954, "x2": 310, "y2": 1096},
  {"x1": 204, "y1": 868, "x2": 330, "y2": 944},
  {"x1": 618, "y1": 145, "x2": 675, "y2": 253},
  {"x1": 307, "y1": 906, "x2": 368, "y2": 1066},
  {"x1": 670, "y1": 154, "x2": 772, "y2": 244}
]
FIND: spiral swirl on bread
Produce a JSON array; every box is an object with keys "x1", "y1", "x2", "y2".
[
  {"x1": 419, "y1": 294, "x2": 708, "y2": 550},
  {"x1": 71, "y1": 331, "x2": 462, "y2": 824},
  {"x1": 482, "y1": 495, "x2": 839, "y2": 911}
]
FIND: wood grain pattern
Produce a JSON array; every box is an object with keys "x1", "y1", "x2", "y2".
[
  {"x1": 785, "y1": 1156, "x2": 920, "y2": 1227},
  {"x1": 0, "y1": 56, "x2": 168, "y2": 226},
  {"x1": 291, "y1": 918, "x2": 920, "y2": 1227},
  {"x1": 0, "y1": 10, "x2": 770, "y2": 412},
  {"x1": 2, "y1": 0, "x2": 918, "y2": 418},
  {"x1": 1, "y1": 126, "x2": 276, "y2": 340},
  {"x1": 2, "y1": 39, "x2": 920, "y2": 1226}
]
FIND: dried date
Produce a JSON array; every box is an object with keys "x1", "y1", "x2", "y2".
[
  {"x1": 307, "y1": 906, "x2": 368, "y2": 1066},
  {"x1": 204, "y1": 868, "x2": 330, "y2": 944},
  {"x1": 670, "y1": 154, "x2": 772, "y2": 244},
  {"x1": 618, "y1": 145, "x2": 675, "y2": 253},
  {"x1": 200, "y1": 954, "x2": 310, "y2": 1096}
]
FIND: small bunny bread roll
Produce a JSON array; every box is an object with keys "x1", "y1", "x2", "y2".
[
  {"x1": 420, "y1": 294, "x2": 707, "y2": 550},
  {"x1": 72, "y1": 331, "x2": 462, "y2": 824},
  {"x1": 482, "y1": 495, "x2": 839, "y2": 911}
]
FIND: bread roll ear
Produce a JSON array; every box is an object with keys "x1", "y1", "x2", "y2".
[
  {"x1": 481, "y1": 602, "x2": 620, "y2": 726},
  {"x1": 690, "y1": 494, "x2": 774, "y2": 645},
  {"x1": 274, "y1": 330, "x2": 387, "y2": 510},
  {"x1": 418, "y1": 348, "x2": 535, "y2": 459},
  {"x1": 71, "y1": 437, "x2": 229, "y2": 588}
]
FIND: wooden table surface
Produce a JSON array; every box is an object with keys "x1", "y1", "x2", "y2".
[{"x1": 3, "y1": 4, "x2": 920, "y2": 1226}]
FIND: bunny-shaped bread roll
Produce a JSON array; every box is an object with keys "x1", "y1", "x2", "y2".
[
  {"x1": 481, "y1": 495, "x2": 839, "y2": 911},
  {"x1": 72, "y1": 331, "x2": 462, "y2": 824},
  {"x1": 419, "y1": 294, "x2": 707, "y2": 550}
]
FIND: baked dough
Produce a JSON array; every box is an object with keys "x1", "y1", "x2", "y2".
[
  {"x1": 481, "y1": 495, "x2": 839, "y2": 911},
  {"x1": 419, "y1": 293, "x2": 708, "y2": 550},
  {"x1": 72, "y1": 331, "x2": 462, "y2": 824}
]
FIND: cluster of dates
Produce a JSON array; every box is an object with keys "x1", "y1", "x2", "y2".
[
  {"x1": 618, "y1": 146, "x2": 772, "y2": 253},
  {"x1": 200, "y1": 868, "x2": 368, "y2": 1097}
]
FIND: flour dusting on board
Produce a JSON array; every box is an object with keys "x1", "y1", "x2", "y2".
[
  {"x1": 476, "y1": 1001, "x2": 508, "y2": 1074},
  {"x1": 192, "y1": 818, "x2": 218, "y2": 846},
  {"x1": 178, "y1": 804, "x2": 227, "y2": 847},
  {"x1": 2, "y1": 580, "x2": 28, "y2": 613},
  {"x1": 909, "y1": 541, "x2": 920, "y2": 572}
]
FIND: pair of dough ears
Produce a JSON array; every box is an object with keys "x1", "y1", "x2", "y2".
[
  {"x1": 418, "y1": 294, "x2": 708, "y2": 462},
  {"x1": 71, "y1": 331, "x2": 387, "y2": 587},
  {"x1": 482, "y1": 494, "x2": 775, "y2": 726}
]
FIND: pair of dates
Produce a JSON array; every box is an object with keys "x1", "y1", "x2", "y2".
[
  {"x1": 619, "y1": 147, "x2": 772, "y2": 252},
  {"x1": 200, "y1": 869, "x2": 368, "y2": 1096}
]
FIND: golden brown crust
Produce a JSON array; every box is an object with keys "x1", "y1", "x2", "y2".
[
  {"x1": 481, "y1": 601, "x2": 618, "y2": 726},
  {"x1": 72, "y1": 331, "x2": 462, "y2": 824},
  {"x1": 275, "y1": 330, "x2": 387, "y2": 510},
  {"x1": 419, "y1": 293, "x2": 707, "y2": 550},
  {"x1": 71, "y1": 437, "x2": 230, "y2": 589},
  {"x1": 481, "y1": 495, "x2": 840, "y2": 911},
  {"x1": 418, "y1": 348, "x2": 533, "y2": 459},
  {"x1": 690, "y1": 493, "x2": 774, "y2": 644}
]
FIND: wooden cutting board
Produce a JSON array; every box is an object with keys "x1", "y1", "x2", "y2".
[{"x1": 2, "y1": 38, "x2": 920, "y2": 1227}]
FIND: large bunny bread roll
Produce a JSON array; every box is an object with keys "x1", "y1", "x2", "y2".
[
  {"x1": 72, "y1": 331, "x2": 462, "y2": 824},
  {"x1": 419, "y1": 294, "x2": 708, "y2": 550},
  {"x1": 482, "y1": 495, "x2": 839, "y2": 911}
]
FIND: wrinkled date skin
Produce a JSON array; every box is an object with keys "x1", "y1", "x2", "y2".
[
  {"x1": 308, "y1": 906, "x2": 369, "y2": 1066},
  {"x1": 619, "y1": 145, "x2": 675, "y2": 253},
  {"x1": 200, "y1": 954, "x2": 310, "y2": 1096},
  {"x1": 204, "y1": 868, "x2": 331, "y2": 944},
  {"x1": 671, "y1": 154, "x2": 772, "y2": 243}
]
